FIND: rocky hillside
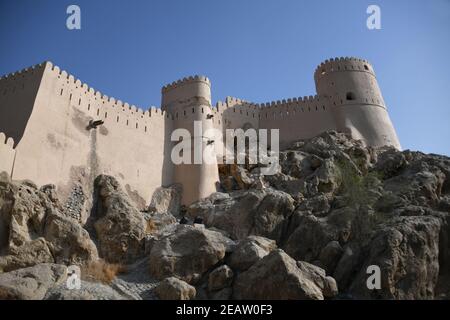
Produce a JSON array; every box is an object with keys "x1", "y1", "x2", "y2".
[{"x1": 0, "y1": 131, "x2": 449, "y2": 300}]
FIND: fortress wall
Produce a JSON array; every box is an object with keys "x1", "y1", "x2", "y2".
[
  {"x1": 0, "y1": 63, "x2": 47, "y2": 147},
  {"x1": 11, "y1": 62, "x2": 168, "y2": 212},
  {"x1": 0, "y1": 133, "x2": 15, "y2": 176},
  {"x1": 259, "y1": 95, "x2": 336, "y2": 149}
]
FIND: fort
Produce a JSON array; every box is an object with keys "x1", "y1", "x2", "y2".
[{"x1": 0, "y1": 57, "x2": 401, "y2": 219}]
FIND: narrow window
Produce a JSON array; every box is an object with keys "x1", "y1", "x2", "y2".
[
  {"x1": 145, "y1": 126, "x2": 147, "y2": 132},
  {"x1": 88, "y1": 104, "x2": 90, "y2": 110},
  {"x1": 105, "y1": 112, "x2": 108, "y2": 118},
  {"x1": 364, "y1": 65, "x2": 369, "y2": 70},
  {"x1": 136, "y1": 123, "x2": 138, "y2": 129},
  {"x1": 126, "y1": 120, "x2": 129, "y2": 126},
  {"x1": 192, "y1": 108, "x2": 194, "y2": 113},
  {"x1": 60, "y1": 89, "x2": 63, "y2": 96},
  {"x1": 69, "y1": 93, "x2": 72, "y2": 100},
  {"x1": 117, "y1": 116, "x2": 119, "y2": 122},
  {"x1": 97, "y1": 109, "x2": 100, "y2": 116},
  {"x1": 346, "y1": 92, "x2": 356, "y2": 101},
  {"x1": 78, "y1": 98, "x2": 81, "y2": 105}
]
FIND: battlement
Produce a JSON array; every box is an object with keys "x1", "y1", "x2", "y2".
[
  {"x1": 0, "y1": 132, "x2": 15, "y2": 148},
  {"x1": 161, "y1": 75, "x2": 210, "y2": 94},
  {"x1": 0, "y1": 61, "x2": 47, "y2": 81},
  {"x1": 314, "y1": 57, "x2": 375, "y2": 82}
]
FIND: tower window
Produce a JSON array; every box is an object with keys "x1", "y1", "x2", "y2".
[
  {"x1": 364, "y1": 65, "x2": 369, "y2": 70},
  {"x1": 346, "y1": 92, "x2": 356, "y2": 101}
]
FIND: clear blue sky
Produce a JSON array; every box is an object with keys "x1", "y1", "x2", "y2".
[{"x1": 0, "y1": 0, "x2": 449, "y2": 155}]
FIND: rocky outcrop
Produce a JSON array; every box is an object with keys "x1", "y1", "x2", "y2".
[
  {"x1": 154, "y1": 277, "x2": 196, "y2": 300},
  {"x1": 148, "y1": 184, "x2": 182, "y2": 216},
  {"x1": 232, "y1": 250, "x2": 332, "y2": 300},
  {"x1": 227, "y1": 236, "x2": 277, "y2": 271},
  {"x1": 149, "y1": 225, "x2": 234, "y2": 284},
  {"x1": 0, "y1": 131, "x2": 449, "y2": 300},
  {"x1": 92, "y1": 175, "x2": 146, "y2": 264},
  {"x1": 187, "y1": 188, "x2": 295, "y2": 242},
  {"x1": 0, "y1": 263, "x2": 67, "y2": 300}
]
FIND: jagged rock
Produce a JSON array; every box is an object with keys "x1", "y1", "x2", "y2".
[
  {"x1": 232, "y1": 249, "x2": 325, "y2": 300},
  {"x1": 148, "y1": 184, "x2": 182, "y2": 216},
  {"x1": 0, "y1": 263, "x2": 67, "y2": 300},
  {"x1": 230, "y1": 165, "x2": 254, "y2": 189},
  {"x1": 345, "y1": 216, "x2": 441, "y2": 299},
  {"x1": 208, "y1": 265, "x2": 233, "y2": 291},
  {"x1": 317, "y1": 240, "x2": 344, "y2": 275},
  {"x1": 0, "y1": 238, "x2": 54, "y2": 272},
  {"x1": 296, "y1": 261, "x2": 338, "y2": 298},
  {"x1": 154, "y1": 277, "x2": 196, "y2": 300},
  {"x1": 44, "y1": 211, "x2": 98, "y2": 265},
  {"x1": 188, "y1": 188, "x2": 295, "y2": 242},
  {"x1": 45, "y1": 281, "x2": 124, "y2": 300},
  {"x1": 149, "y1": 225, "x2": 234, "y2": 284},
  {"x1": 227, "y1": 236, "x2": 277, "y2": 271},
  {"x1": 93, "y1": 175, "x2": 146, "y2": 263},
  {"x1": 144, "y1": 212, "x2": 177, "y2": 235},
  {"x1": 0, "y1": 179, "x2": 51, "y2": 250}
]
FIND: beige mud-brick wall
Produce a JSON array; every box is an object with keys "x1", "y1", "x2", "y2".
[
  {"x1": 314, "y1": 57, "x2": 401, "y2": 149},
  {"x1": 9, "y1": 62, "x2": 168, "y2": 218},
  {"x1": 0, "y1": 133, "x2": 15, "y2": 176},
  {"x1": 259, "y1": 96, "x2": 337, "y2": 149},
  {"x1": 162, "y1": 76, "x2": 220, "y2": 205}
]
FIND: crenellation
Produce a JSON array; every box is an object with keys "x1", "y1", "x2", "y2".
[{"x1": 0, "y1": 57, "x2": 401, "y2": 208}]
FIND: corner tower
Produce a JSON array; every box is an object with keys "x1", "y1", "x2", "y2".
[
  {"x1": 314, "y1": 57, "x2": 401, "y2": 149},
  {"x1": 161, "y1": 76, "x2": 219, "y2": 205}
]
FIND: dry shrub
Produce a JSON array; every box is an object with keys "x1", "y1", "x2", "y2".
[
  {"x1": 146, "y1": 219, "x2": 157, "y2": 234},
  {"x1": 82, "y1": 259, "x2": 126, "y2": 284}
]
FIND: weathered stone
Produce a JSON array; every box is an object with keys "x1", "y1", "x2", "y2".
[
  {"x1": 149, "y1": 225, "x2": 234, "y2": 283},
  {"x1": 148, "y1": 184, "x2": 182, "y2": 216},
  {"x1": 208, "y1": 265, "x2": 233, "y2": 291},
  {"x1": 154, "y1": 277, "x2": 196, "y2": 300},
  {"x1": 93, "y1": 175, "x2": 146, "y2": 263},
  {"x1": 233, "y1": 250, "x2": 324, "y2": 300},
  {"x1": 227, "y1": 236, "x2": 277, "y2": 271},
  {"x1": 0, "y1": 238, "x2": 54, "y2": 272},
  {"x1": 0, "y1": 263, "x2": 67, "y2": 300},
  {"x1": 45, "y1": 281, "x2": 124, "y2": 300},
  {"x1": 44, "y1": 211, "x2": 98, "y2": 265}
]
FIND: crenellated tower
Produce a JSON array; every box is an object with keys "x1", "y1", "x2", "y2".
[
  {"x1": 314, "y1": 57, "x2": 401, "y2": 149},
  {"x1": 161, "y1": 76, "x2": 220, "y2": 205}
]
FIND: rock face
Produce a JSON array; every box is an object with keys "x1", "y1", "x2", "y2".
[
  {"x1": 0, "y1": 264, "x2": 67, "y2": 300},
  {"x1": 154, "y1": 277, "x2": 196, "y2": 300},
  {"x1": 148, "y1": 184, "x2": 182, "y2": 216},
  {"x1": 0, "y1": 130, "x2": 449, "y2": 300},
  {"x1": 187, "y1": 188, "x2": 295, "y2": 242},
  {"x1": 227, "y1": 236, "x2": 277, "y2": 271},
  {"x1": 149, "y1": 225, "x2": 234, "y2": 284},
  {"x1": 233, "y1": 250, "x2": 328, "y2": 300},
  {"x1": 92, "y1": 175, "x2": 146, "y2": 264}
]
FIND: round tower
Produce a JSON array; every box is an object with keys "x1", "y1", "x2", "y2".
[
  {"x1": 161, "y1": 76, "x2": 219, "y2": 205},
  {"x1": 314, "y1": 57, "x2": 401, "y2": 149}
]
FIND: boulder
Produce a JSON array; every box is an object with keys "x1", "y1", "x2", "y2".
[
  {"x1": 0, "y1": 263, "x2": 67, "y2": 300},
  {"x1": 0, "y1": 238, "x2": 54, "y2": 272},
  {"x1": 154, "y1": 277, "x2": 196, "y2": 300},
  {"x1": 45, "y1": 281, "x2": 124, "y2": 300},
  {"x1": 44, "y1": 211, "x2": 98, "y2": 265},
  {"x1": 148, "y1": 184, "x2": 182, "y2": 216},
  {"x1": 232, "y1": 249, "x2": 325, "y2": 300},
  {"x1": 346, "y1": 216, "x2": 441, "y2": 299},
  {"x1": 208, "y1": 265, "x2": 233, "y2": 291},
  {"x1": 149, "y1": 225, "x2": 234, "y2": 283},
  {"x1": 227, "y1": 236, "x2": 277, "y2": 271},
  {"x1": 93, "y1": 175, "x2": 146, "y2": 263},
  {"x1": 188, "y1": 189, "x2": 295, "y2": 242}
]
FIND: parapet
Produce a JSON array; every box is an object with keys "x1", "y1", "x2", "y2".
[
  {"x1": 314, "y1": 57, "x2": 375, "y2": 82},
  {"x1": 161, "y1": 75, "x2": 212, "y2": 109}
]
